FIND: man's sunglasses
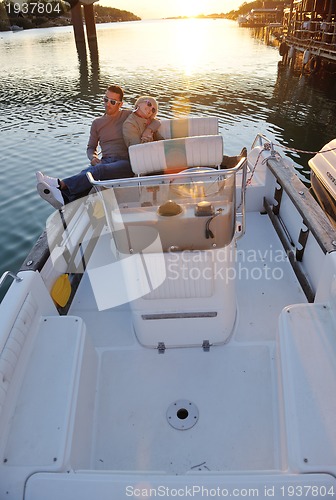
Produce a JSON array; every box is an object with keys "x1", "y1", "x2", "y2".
[{"x1": 103, "y1": 97, "x2": 122, "y2": 105}]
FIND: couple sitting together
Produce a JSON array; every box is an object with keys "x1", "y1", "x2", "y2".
[{"x1": 36, "y1": 84, "x2": 246, "y2": 210}]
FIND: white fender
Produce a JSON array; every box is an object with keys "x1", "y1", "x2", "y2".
[{"x1": 303, "y1": 49, "x2": 310, "y2": 65}]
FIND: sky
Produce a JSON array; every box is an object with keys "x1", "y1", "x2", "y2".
[{"x1": 98, "y1": 0, "x2": 244, "y2": 19}]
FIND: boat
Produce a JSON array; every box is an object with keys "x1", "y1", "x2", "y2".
[
  {"x1": 10, "y1": 25, "x2": 23, "y2": 31},
  {"x1": 0, "y1": 117, "x2": 336, "y2": 499},
  {"x1": 308, "y1": 138, "x2": 336, "y2": 226},
  {"x1": 237, "y1": 8, "x2": 282, "y2": 28},
  {"x1": 237, "y1": 15, "x2": 249, "y2": 27}
]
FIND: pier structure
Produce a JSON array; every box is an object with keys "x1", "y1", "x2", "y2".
[
  {"x1": 240, "y1": 0, "x2": 336, "y2": 74},
  {"x1": 71, "y1": 0, "x2": 98, "y2": 47},
  {"x1": 238, "y1": 7, "x2": 283, "y2": 27},
  {"x1": 282, "y1": 0, "x2": 336, "y2": 72}
]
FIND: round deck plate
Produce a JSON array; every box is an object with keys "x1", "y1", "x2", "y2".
[{"x1": 166, "y1": 399, "x2": 199, "y2": 430}]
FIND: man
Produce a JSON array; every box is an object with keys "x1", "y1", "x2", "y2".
[{"x1": 36, "y1": 85, "x2": 158, "y2": 209}]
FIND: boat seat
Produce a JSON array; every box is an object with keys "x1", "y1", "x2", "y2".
[
  {"x1": 129, "y1": 134, "x2": 223, "y2": 175},
  {"x1": 278, "y1": 300, "x2": 336, "y2": 472},
  {"x1": 0, "y1": 271, "x2": 57, "y2": 422},
  {"x1": 23, "y1": 471, "x2": 336, "y2": 500},
  {"x1": 158, "y1": 116, "x2": 218, "y2": 139},
  {"x1": 1, "y1": 315, "x2": 97, "y2": 470}
]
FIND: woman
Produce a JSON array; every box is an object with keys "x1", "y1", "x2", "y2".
[
  {"x1": 123, "y1": 96, "x2": 246, "y2": 169},
  {"x1": 123, "y1": 95, "x2": 163, "y2": 147}
]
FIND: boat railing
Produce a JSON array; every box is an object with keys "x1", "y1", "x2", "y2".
[
  {"x1": 87, "y1": 159, "x2": 245, "y2": 187},
  {"x1": 0, "y1": 271, "x2": 23, "y2": 290},
  {"x1": 251, "y1": 134, "x2": 336, "y2": 302},
  {"x1": 289, "y1": 19, "x2": 336, "y2": 46},
  {"x1": 251, "y1": 133, "x2": 278, "y2": 157},
  {"x1": 251, "y1": 133, "x2": 336, "y2": 254}
]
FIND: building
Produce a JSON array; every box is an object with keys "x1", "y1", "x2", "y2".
[{"x1": 283, "y1": 0, "x2": 336, "y2": 66}]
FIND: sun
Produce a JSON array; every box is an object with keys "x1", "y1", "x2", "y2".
[{"x1": 181, "y1": 0, "x2": 205, "y2": 17}]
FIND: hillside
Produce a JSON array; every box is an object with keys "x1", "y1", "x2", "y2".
[{"x1": 0, "y1": 1, "x2": 141, "y2": 31}]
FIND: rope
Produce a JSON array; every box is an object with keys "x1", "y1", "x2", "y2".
[
  {"x1": 268, "y1": 143, "x2": 336, "y2": 156},
  {"x1": 237, "y1": 140, "x2": 335, "y2": 212},
  {"x1": 246, "y1": 149, "x2": 268, "y2": 186}
]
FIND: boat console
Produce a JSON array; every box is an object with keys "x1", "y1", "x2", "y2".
[
  {"x1": 88, "y1": 133, "x2": 247, "y2": 349},
  {"x1": 103, "y1": 168, "x2": 235, "y2": 254}
]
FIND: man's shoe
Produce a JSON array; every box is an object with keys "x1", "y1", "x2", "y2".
[
  {"x1": 37, "y1": 181, "x2": 64, "y2": 209},
  {"x1": 220, "y1": 147, "x2": 248, "y2": 169},
  {"x1": 239, "y1": 147, "x2": 247, "y2": 158},
  {"x1": 220, "y1": 155, "x2": 239, "y2": 169},
  {"x1": 36, "y1": 171, "x2": 60, "y2": 188}
]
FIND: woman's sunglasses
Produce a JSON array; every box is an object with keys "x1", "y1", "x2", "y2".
[
  {"x1": 103, "y1": 97, "x2": 122, "y2": 105},
  {"x1": 141, "y1": 100, "x2": 156, "y2": 112}
]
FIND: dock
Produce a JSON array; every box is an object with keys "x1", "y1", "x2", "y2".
[{"x1": 240, "y1": 0, "x2": 336, "y2": 74}]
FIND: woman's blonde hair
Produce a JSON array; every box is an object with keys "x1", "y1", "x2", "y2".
[{"x1": 135, "y1": 96, "x2": 158, "y2": 117}]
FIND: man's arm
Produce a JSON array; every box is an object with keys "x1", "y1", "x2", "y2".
[
  {"x1": 141, "y1": 118, "x2": 161, "y2": 143},
  {"x1": 86, "y1": 121, "x2": 100, "y2": 165}
]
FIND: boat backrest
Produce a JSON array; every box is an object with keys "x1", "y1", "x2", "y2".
[
  {"x1": 158, "y1": 116, "x2": 219, "y2": 139},
  {"x1": 129, "y1": 134, "x2": 223, "y2": 175},
  {"x1": 0, "y1": 271, "x2": 57, "y2": 421},
  {"x1": 278, "y1": 299, "x2": 336, "y2": 471}
]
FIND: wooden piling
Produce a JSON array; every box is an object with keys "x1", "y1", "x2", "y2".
[
  {"x1": 83, "y1": 3, "x2": 97, "y2": 41},
  {"x1": 71, "y1": 0, "x2": 98, "y2": 48},
  {"x1": 71, "y1": 2, "x2": 86, "y2": 45}
]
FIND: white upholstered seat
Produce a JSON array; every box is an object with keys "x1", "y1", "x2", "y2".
[
  {"x1": 129, "y1": 134, "x2": 223, "y2": 176},
  {"x1": 159, "y1": 116, "x2": 218, "y2": 139}
]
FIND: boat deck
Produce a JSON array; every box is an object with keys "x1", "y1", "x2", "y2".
[
  {"x1": 68, "y1": 211, "x2": 306, "y2": 473},
  {"x1": 2, "y1": 163, "x2": 336, "y2": 498}
]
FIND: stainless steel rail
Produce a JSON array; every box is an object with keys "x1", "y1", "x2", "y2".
[
  {"x1": 86, "y1": 161, "x2": 245, "y2": 187},
  {"x1": 87, "y1": 159, "x2": 247, "y2": 242},
  {"x1": 0, "y1": 271, "x2": 23, "y2": 289}
]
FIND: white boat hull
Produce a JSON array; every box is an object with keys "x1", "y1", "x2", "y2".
[{"x1": 0, "y1": 132, "x2": 336, "y2": 499}]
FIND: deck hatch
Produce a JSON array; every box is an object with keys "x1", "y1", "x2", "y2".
[{"x1": 167, "y1": 400, "x2": 199, "y2": 430}]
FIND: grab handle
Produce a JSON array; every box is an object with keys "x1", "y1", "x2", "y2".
[{"x1": 0, "y1": 271, "x2": 23, "y2": 289}]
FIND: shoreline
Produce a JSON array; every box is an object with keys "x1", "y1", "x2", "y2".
[{"x1": 1, "y1": 14, "x2": 235, "y2": 32}]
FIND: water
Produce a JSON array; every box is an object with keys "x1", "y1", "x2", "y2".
[{"x1": 1, "y1": 18, "x2": 336, "y2": 295}]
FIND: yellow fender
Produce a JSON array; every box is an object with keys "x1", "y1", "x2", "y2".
[{"x1": 51, "y1": 274, "x2": 71, "y2": 307}]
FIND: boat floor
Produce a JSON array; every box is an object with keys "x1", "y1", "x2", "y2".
[{"x1": 68, "y1": 211, "x2": 307, "y2": 473}]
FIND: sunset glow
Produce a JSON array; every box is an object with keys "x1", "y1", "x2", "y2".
[
  {"x1": 99, "y1": 0, "x2": 243, "y2": 20},
  {"x1": 173, "y1": 19, "x2": 209, "y2": 75},
  {"x1": 178, "y1": 0, "x2": 208, "y2": 18}
]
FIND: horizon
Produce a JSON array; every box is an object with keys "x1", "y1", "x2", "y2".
[{"x1": 97, "y1": 0, "x2": 244, "y2": 20}]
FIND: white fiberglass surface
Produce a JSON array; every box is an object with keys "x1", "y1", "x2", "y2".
[
  {"x1": 234, "y1": 212, "x2": 307, "y2": 342},
  {"x1": 93, "y1": 344, "x2": 275, "y2": 473},
  {"x1": 70, "y1": 211, "x2": 306, "y2": 345},
  {"x1": 68, "y1": 211, "x2": 307, "y2": 473}
]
